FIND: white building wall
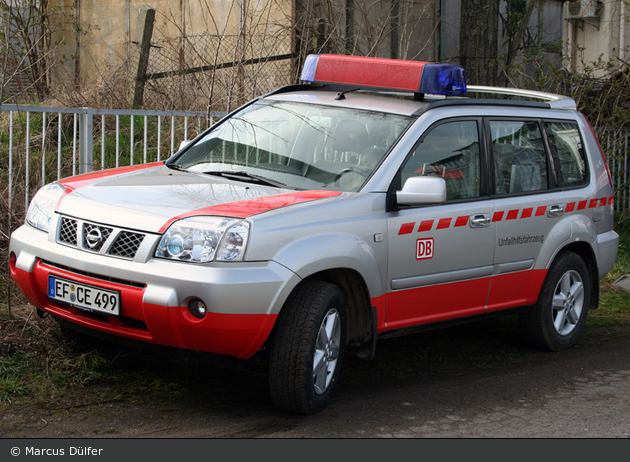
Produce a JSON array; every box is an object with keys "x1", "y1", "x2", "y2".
[{"x1": 563, "y1": 0, "x2": 630, "y2": 75}]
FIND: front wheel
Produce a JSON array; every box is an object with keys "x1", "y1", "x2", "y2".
[
  {"x1": 519, "y1": 251, "x2": 590, "y2": 351},
  {"x1": 268, "y1": 280, "x2": 346, "y2": 414}
]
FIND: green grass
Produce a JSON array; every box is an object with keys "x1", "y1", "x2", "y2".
[
  {"x1": 0, "y1": 316, "x2": 116, "y2": 408},
  {"x1": 592, "y1": 216, "x2": 630, "y2": 324},
  {"x1": 0, "y1": 356, "x2": 30, "y2": 404},
  {"x1": 0, "y1": 315, "x2": 186, "y2": 412}
]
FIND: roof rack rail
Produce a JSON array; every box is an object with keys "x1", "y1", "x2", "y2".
[{"x1": 466, "y1": 85, "x2": 576, "y2": 111}]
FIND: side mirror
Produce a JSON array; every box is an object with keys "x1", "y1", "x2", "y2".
[
  {"x1": 178, "y1": 140, "x2": 191, "y2": 151},
  {"x1": 396, "y1": 176, "x2": 447, "y2": 206}
]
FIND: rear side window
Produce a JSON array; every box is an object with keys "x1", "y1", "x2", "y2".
[
  {"x1": 490, "y1": 120, "x2": 548, "y2": 194},
  {"x1": 545, "y1": 121, "x2": 587, "y2": 187}
]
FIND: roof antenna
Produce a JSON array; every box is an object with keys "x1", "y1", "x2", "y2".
[{"x1": 334, "y1": 87, "x2": 360, "y2": 100}]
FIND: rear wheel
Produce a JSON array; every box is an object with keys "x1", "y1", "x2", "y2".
[
  {"x1": 268, "y1": 280, "x2": 346, "y2": 414},
  {"x1": 520, "y1": 251, "x2": 590, "y2": 351}
]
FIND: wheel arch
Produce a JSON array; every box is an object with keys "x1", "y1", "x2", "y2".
[
  {"x1": 304, "y1": 268, "x2": 377, "y2": 360},
  {"x1": 268, "y1": 233, "x2": 384, "y2": 359},
  {"x1": 554, "y1": 241, "x2": 599, "y2": 310},
  {"x1": 541, "y1": 215, "x2": 601, "y2": 311},
  {"x1": 520, "y1": 248, "x2": 592, "y2": 351},
  {"x1": 270, "y1": 267, "x2": 378, "y2": 361}
]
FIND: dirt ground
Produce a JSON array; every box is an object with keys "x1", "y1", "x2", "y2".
[{"x1": 2, "y1": 312, "x2": 630, "y2": 439}]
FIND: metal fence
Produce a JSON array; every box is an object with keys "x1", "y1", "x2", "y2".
[
  {"x1": 3, "y1": 105, "x2": 630, "y2": 209},
  {"x1": 601, "y1": 129, "x2": 630, "y2": 215},
  {"x1": 0, "y1": 104, "x2": 226, "y2": 215},
  {"x1": 2, "y1": 105, "x2": 630, "y2": 215},
  {"x1": 140, "y1": 32, "x2": 295, "y2": 112}
]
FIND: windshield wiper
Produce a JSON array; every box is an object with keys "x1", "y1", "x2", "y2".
[{"x1": 204, "y1": 170, "x2": 288, "y2": 188}]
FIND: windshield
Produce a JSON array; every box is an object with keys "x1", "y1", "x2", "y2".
[{"x1": 173, "y1": 100, "x2": 413, "y2": 192}]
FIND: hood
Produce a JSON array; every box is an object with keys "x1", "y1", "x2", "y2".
[{"x1": 57, "y1": 163, "x2": 340, "y2": 233}]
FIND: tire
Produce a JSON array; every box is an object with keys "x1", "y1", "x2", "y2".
[
  {"x1": 519, "y1": 251, "x2": 590, "y2": 351},
  {"x1": 268, "y1": 280, "x2": 346, "y2": 414}
]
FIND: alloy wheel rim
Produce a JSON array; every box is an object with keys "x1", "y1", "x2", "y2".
[
  {"x1": 552, "y1": 269, "x2": 584, "y2": 336},
  {"x1": 312, "y1": 308, "x2": 341, "y2": 395}
]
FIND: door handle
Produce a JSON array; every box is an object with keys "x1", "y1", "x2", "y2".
[
  {"x1": 470, "y1": 214, "x2": 491, "y2": 228},
  {"x1": 548, "y1": 204, "x2": 564, "y2": 217}
]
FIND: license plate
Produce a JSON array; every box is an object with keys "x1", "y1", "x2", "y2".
[{"x1": 48, "y1": 276, "x2": 120, "y2": 316}]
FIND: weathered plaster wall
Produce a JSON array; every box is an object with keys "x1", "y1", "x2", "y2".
[{"x1": 49, "y1": 0, "x2": 292, "y2": 90}]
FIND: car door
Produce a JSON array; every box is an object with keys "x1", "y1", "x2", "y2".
[
  {"x1": 486, "y1": 118, "x2": 574, "y2": 312},
  {"x1": 386, "y1": 118, "x2": 496, "y2": 330}
]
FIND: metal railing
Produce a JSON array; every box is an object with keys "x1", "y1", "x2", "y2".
[
  {"x1": 1, "y1": 104, "x2": 226, "y2": 214},
  {"x1": 2, "y1": 104, "x2": 630, "y2": 220},
  {"x1": 601, "y1": 129, "x2": 630, "y2": 215}
]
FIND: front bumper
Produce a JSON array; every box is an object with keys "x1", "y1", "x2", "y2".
[{"x1": 9, "y1": 224, "x2": 300, "y2": 358}]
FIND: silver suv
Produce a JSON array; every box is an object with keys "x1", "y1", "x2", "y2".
[{"x1": 9, "y1": 54, "x2": 619, "y2": 414}]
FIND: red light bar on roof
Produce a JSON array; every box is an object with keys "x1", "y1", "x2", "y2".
[{"x1": 300, "y1": 54, "x2": 467, "y2": 96}]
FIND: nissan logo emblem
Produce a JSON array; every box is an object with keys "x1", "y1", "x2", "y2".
[{"x1": 86, "y1": 228, "x2": 103, "y2": 249}]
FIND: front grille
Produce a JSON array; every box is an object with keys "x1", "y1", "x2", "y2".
[
  {"x1": 110, "y1": 232, "x2": 145, "y2": 258},
  {"x1": 56, "y1": 216, "x2": 147, "y2": 260},
  {"x1": 59, "y1": 217, "x2": 78, "y2": 245}
]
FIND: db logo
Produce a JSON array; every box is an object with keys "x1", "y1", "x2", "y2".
[{"x1": 416, "y1": 238, "x2": 434, "y2": 260}]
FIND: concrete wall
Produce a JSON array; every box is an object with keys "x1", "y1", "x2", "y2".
[{"x1": 49, "y1": 0, "x2": 293, "y2": 90}]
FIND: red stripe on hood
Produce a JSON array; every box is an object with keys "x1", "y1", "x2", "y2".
[
  {"x1": 56, "y1": 162, "x2": 164, "y2": 210},
  {"x1": 59, "y1": 162, "x2": 164, "y2": 193},
  {"x1": 159, "y1": 190, "x2": 342, "y2": 232}
]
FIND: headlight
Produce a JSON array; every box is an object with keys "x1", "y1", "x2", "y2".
[
  {"x1": 25, "y1": 182, "x2": 66, "y2": 232},
  {"x1": 155, "y1": 216, "x2": 250, "y2": 263}
]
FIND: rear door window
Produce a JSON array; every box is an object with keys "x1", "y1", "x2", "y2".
[{"x1": 490, "y1": 120, "x2": 549, "y2": 194}]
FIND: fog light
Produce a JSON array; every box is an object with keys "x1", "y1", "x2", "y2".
[{"x1": 188, "y1": 299, "x2": 207, "y2": 319}]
